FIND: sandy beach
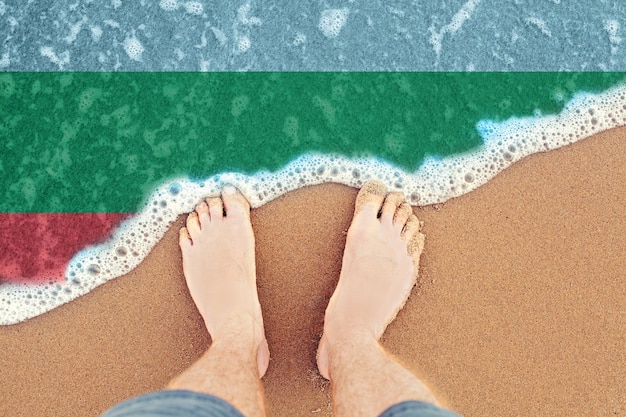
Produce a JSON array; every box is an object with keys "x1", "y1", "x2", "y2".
[{"x1": 0, "y1": 127, "x2": 624, "y2": 417}]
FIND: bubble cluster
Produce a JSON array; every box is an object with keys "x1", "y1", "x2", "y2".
[
  {"x1": 123, "y1": 37, "x2": 144, "y2": 61},
  {"x1": 183, "y1": 1, "x2": 203, "y2": 15},
  {"x1": 293, "y1": 33, "x2": 306, "y2": 46},
  {"x1": 159, "y1": 0, "x2": 179, "y2": 11},
  {"x1": 2, "y1": 84, "x2": 626, "y2": 326},
  {"x1": 237, "y1": 3, "x2": 262, "y2": 26},
  {"x1": 604, "y1": 19, "x2": 621, "y2": 54},
  {"x1": 319, "y1": 8, "x2": 349, "y2": 38},
  {"x1": 604, "y1": 19, "x2": 621, "y2": 42},
  {"x1": 77, "y1": 87, "x2": 103, "y2": 113},
  {"x1": 0, "y1": 177, "x2": 193, "y2": 325},
  {"x1": 237, "y1": 36, "x2": 251, "y2": 53},
  {"x1": 231, "y1": 94, "x2": 250, "y2": 117}
]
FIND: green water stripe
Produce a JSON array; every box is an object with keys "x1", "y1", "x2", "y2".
[{"x1": 1, "y1": 72, "x2": 624, "y2": 213}]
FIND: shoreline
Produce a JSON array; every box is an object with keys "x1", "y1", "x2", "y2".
[
  {"x1": 0, "y1": 127, "x2": 624, "y2": 416},
  {"x1": 3, "y1": 82, "x2": 626, "y2": 324}
]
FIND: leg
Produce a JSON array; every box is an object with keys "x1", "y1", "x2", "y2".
[
  {"x1": 167, "y1": 185, "x2": 270, "y2": 417},
  {"x1": 317, "y1": 180, "x2": 441, "y2": 417}
]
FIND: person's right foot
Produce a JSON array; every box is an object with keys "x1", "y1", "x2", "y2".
[
  {"x1": 317, "y1": 180, "x2": 425, "y2": 380},
  {"x1": 179, "y1": 185, "x2": 270, "y2": 378}
]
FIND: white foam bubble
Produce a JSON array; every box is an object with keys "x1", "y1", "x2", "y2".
[
  {"x1": 184, "y1": 1, "x2": 203, "y2": 15},
  {"x1": 40, "y1": 46, "x2": 70, "y2": 69},
  {"x1": 293, "y1": 32, "x2": 306, "y2": 46},
  {"x1": 104, "y1": 19, "x2": 120, "y2": 29},
  {"x1": 0, "y1": 1, "x2": 5, "y2": 16},
  {"x1": 65, "y1": 18, "x2": 87, "y2": 44},
  {"x1": 2, "y1": 83, "x2": 626, "y2": 326},
  {"x1": 90, "y1": 25, "x2": 103, "y2": 42},
  {"x1": 211, "y1": 27, "x2": 227, "y2": 46},
  {"x1": 319, "y1": 8, "x2": 349, "y2": 38},
  {"x1": 525, "y1": 17, "x2": 552, "y2": 37},
  {"x1": 78, "y1": 87, "x2": 103, "y2": 112},
  {"x1": 604, "y1": 19, "x2": 622, "y2": 55},
  {"x1": 238, "y1": 3, "x2": 262, "y2": 26},
  {"x1": 112, "y1": 0, "x2": 122, "y2": 9},
  {"x1": 237, "y1": 36, "x2": 251, "y2": 53},
  {"x1": 605, "y1": 20, "x2": 621, "y2": 42},
  {"x1": 123, "y1": 37, "x2": 144, "y2": 61},
  {"x1": 429, "y1": 0, "x2": 481, "y2": 56},
  {"x1": 159, "y1": 0, "x2": 179, "y2": 11},
  {"x1": 0, "y1": 52, "x2": 9, "y2": 68}
]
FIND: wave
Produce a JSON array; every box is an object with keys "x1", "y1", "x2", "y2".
[{"x1": 1, "y1": 83, "x2": 625, "y2": 325}]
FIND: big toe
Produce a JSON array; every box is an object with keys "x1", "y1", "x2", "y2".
[
  {"x1": 354, "y1": 180, "x2": 387, "y2": 218},
  {"x1": 221, "y1": 185, "x2": 251, "y2": 219}
]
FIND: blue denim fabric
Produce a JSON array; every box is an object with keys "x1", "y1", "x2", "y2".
[
  {"x1": 379, "y1": 401, "x2": 463, "y2": 417},
  {"x1": 101, "y1": 390, "x2": 245, "y2": 417},
  {"x1": 101, "y1": 390, "x2": 463, "y2": 417}
]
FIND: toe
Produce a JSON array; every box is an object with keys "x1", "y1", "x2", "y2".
[
  {"x1": 393, "y1": 203, "x2": 413, "y2": 231},
  {"x1": 186, "y1": 211, "x2": 201, "y2": 237},
  {"x1": 401, "y1": 214, "x2": 420, "y2": 242},
  {"x1": 408, "y1": 232, "x2": 425, "y2": 257},
  {"x1": 221, "y1": 185, "x2": 251, "y2": 219},
  {"x1": 179, "y1": 226, "x2": 192, "y2": 248},
  {"x1": 403, "y1": 215, "x2": 425, "y2": 272},
  {"x1": 354, "y1": 180, "x2": 387, "y2": 218},
  {"x1": 380, "y1": 192, "x2": 405, "y2": 225},
  {"x1": 207, "y1": 197, "x2": 224, "y2": 222},
  {"x1": 195, "y1": 201, "x2": 210, "y2": 227}
]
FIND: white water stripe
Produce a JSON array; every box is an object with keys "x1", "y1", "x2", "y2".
[{"x1": 2, "y1": 84, "x2": 625, "y2": 325}]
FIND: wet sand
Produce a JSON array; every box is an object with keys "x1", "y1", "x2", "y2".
[{"x1": 0, "y1": 128, "x2": 624, "y2": 417}]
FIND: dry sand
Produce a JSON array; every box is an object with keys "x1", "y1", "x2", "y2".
[{"x1": 0, "y1": 128, "x2": 624, "y2": 417}]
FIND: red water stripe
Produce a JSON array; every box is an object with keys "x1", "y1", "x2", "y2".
[{"x1": 0, "y1": 213, "x2": 132, "y2": 284}]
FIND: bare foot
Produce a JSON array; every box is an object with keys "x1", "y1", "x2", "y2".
[
  {"x1": 317, "y1": 180, "x2": 425, "y2": 380},
  {"x1": 179, "y1": 185, "x2": 270, "y2": 378}
]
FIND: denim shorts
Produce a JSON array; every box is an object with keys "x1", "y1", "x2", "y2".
[{"x1": 101, "y1": 390, "x2": 462, "y2": 417}]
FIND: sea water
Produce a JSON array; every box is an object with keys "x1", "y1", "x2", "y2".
[
  {"x1": 1, "y1": 72, "x2": 625, "y2": 324},
  {"x1": 2, "y1": 1, "x2": 625, "y2": 72}
]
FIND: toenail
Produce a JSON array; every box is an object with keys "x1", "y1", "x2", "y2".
[{"x1": 223, "y1": 185, "x2": 237, "y2": 195}]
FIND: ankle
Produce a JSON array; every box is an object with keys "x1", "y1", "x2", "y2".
[
  {"x1": 324, "y1": 326, "x2": 378, "y2": 358},
  {"x1": 322, "y1": 308, "x2": 378, "y2": 343},
  {"x1": 209, "y1": 313, "x2": 264, "y2": 348}
]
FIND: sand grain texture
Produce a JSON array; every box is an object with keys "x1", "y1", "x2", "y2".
[{"x1": 1, "y1": 128, "x2": 625, "y2": 417}]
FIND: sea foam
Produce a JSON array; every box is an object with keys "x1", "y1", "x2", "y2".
[{"x1": 1, "y1": 84, "x2": 625, "y2": 325}]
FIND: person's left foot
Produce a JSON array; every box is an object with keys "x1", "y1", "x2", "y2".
[
  {"x1": 317, "y1": 180, "x2": 425, "y2": 380},
  {"x1": 179, "y1": 185, "x2": 270, "y2": 378}
]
